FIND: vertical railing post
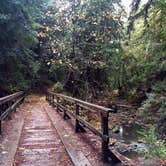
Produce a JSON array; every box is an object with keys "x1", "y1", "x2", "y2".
[
  {"x1": 14, "y1": 98, "x2": 16, "y2": 112},
  {"x1": 52, "y1": 94, "x2": 54, "y2": 106},
  {"x1": 48, "y1": 93, "x2": 49, "y2": 102},
  {"x1": 46, "y1": 93, "x2": 48, "y2": 101},
  {"x1": 0, "y1": 120, "x2": 1, "y2": 134},
  {"x1": 53, "y1": 95, "x2": 55, "y2": 107},
  {"x1": 48, "y1": 93, "x2": 49, "y2": 103},
  {"x1": 101, "y1": 112, "x2": 109, "y2": 162},
  {"x1": 48, "y1": 93, "x2": 51, "y2": 104},
  {"x1": 12, "y1": 98, "x2": 16, "y2": 112},
  {"x1": 0, "y1": 105, "x2": 2, "y2": 134},
  {"x1": 75, "y1": 103, "x2": 80, "y2": 132},
  {"x1": 56, "y1": 97, "x2": 59, "y2": 112},
  {"x1": 7, "y1": 102, "x2": 12, "y2": 120},
  {"x1": 50, "y1": 94, "x2": 53, "y2": 105},
  {"x1": 63, "y1": 100, "x2": 67, "y2": 120}
]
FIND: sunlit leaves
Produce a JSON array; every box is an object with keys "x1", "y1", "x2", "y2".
[{"x1": 39, "y1": 0, "x2": 124, "y2": 96}]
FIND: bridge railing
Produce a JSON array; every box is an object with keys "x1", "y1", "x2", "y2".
[
  {"x1": 46, "y1": 91, "x2": 120, "y2": 163},
  {"x1": 0, "y1": 91, "x2": 24, "y2": 134}
]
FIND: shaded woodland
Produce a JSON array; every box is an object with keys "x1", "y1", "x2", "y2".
[{"x1": 0, "y1": 0, "x2": 165, "y2": 160}]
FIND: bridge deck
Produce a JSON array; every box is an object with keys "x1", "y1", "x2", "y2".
[
  {"x1": 0, "y1": 95, "x2": 117, "y2": 166},
  {"x1": 14, "y1": 97, "x2": 72, "y2": 166},
  {"x1": 1, "y1": 95, "x2": 165, "y2": 166}
]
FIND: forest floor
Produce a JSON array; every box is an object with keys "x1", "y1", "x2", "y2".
[{"x1": 87, "y1": 95, "x2": 166, "y2": 164}]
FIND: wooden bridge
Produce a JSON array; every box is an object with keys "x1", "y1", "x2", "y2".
[{"x1": 0, "y1": 91, "x2": 133, "y2": 166}]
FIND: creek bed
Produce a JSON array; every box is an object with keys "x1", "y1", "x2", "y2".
[{"x1": 109, "y1": 122, "x2": 148, "y2": 159}]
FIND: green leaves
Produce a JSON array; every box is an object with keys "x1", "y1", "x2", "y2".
[
  {"x1": 138, "y1": 128, "x2": 166, "y2": 158},
  {"x1": 0, "y1": 0, "x2": 45, "y2": 92},
  {"x1": 38, "y1": 0, "x2": 123, "y2": 97}
]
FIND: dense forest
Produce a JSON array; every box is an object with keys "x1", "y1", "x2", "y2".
[{"x1": 0, "y1": 0, "x2": 165, "y2": 161}]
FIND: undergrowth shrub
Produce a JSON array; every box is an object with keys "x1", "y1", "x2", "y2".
[
  {"x1": 52, "y1": 82, "x2": 63, "y2": 93},
  {"x1": 138, "y1": 128, "x2": 166, "y2": 158}
]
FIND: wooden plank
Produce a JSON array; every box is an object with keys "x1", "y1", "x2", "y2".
[
  {"x1": 109, "y1": 149, "x2": 129, "y2": 164},
  {"x1": 45, "y1": 106, "x2": 92, "y2": 166}
]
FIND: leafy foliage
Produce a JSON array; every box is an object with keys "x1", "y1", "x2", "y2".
[
  {"x1": 138, "y1": 128, "x2": 166, "y2": 158},
  {"x1": 0, "y1": 0, "x2": 166, "y2": 160},
  {"x1": 39, "y1": 0, "x2": 124, "y2": 98},
  {"x1": 52, "y1": 82, "x2": 64, "y2": 93},
  {"x1": 0, "y1": 0, "x2": 46, "y2": 95}
]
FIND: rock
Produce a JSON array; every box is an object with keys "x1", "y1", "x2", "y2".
[
  {"x1": 120, "y1": 140, "x2": 125, "y2": 143},
  {"x1": 128, "y1": 120, "x2": 132, "y2": 124},
  {"x1": 138, "y1": 140, "x2": 145, "y2": 144},
  {"x1": 112, "y1": 126, "x2": 120, "y2": 133},
  {"x1": 109, "y1": 138, "x2": 117, "y2": 146},
  {"x1": 2, "y1": 151, "x2": 8, "y2": 154}
]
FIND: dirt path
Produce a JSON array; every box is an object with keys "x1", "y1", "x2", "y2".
[{"x1": 14, "y1": 96, "x2": 72, "y2": 166}]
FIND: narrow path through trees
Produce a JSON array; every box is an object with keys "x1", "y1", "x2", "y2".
[
  {"x1": 1, "y1": 95, "x2": 165, "y2": 166},
  {"x1": 14, "y1": 97, "x2": 72, "y2": 166},
  {"x1": 13, "y1": 96, "x2": 112, "y2": 166}
]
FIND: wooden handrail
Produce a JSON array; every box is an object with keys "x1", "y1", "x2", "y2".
[
  {"x1": 0, "y1": 92, "x2": 23, "y2": 105},
  {"x1": 0, "y1": 91, "x2": 24, "y2": 134},
  {"x1": 48, "y1": 91, "x2": 115, "y2": 114},
  {"x1": 46, "y1": 91, "x2": 120, "y2": 163}
]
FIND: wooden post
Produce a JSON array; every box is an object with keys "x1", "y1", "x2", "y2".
[
  {"x1": 75, "y1": 103, "x2": 85, "y2": 132},
  {"x1": 7, "y1": 102, "x2": 12, "y2": 120},
  {"x1": 101, "y1": 112, "x2": 109, "y2": 162},
  {"x1": 47, "y1": 93, "x2": 48, "y2": 101},
  {"x1": 63, "y1": 100, "x2": 67, "y2": 120},
  {"x1": 51, "y1": 95, "x2": 54, "y2": 106},
  {"x1": 50, "y1": 94, "x2": 53, "y2": 105},
  {"x1": 0, "y1": 120, "x2": 1, "y2": 135},
  {"x1": 13, "y1": 105, "x2": 16, "y2": 112},
  {"x1": 75, "y1": 103, "x2": 79, "y2": 132},
  {"x1": 48, "y1": 94, "x2": 51, "y2": 104},
  {"x1": 53, "y1": 95, "x2": 56, "y2": 107},
  {"x1": 47, "y1": 94, "x2": 49, "y2": 102},
  {"x1": 56, "y1": 97, "x2": 59, "y2": 112},
  {"x1": 46, "y1": 93, "x2": 48, "y2": 101},
  {"x1": 0, "y1": 106, "x2": 2, "y2": 134},
  {"x1": 47, "y1": 93, "x2": 49, "y2": 101},
  {"x1": 13, "y1": 99, "x2": 16, "y2": 112}
]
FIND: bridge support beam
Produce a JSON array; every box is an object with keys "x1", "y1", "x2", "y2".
[
  {"x1": 75, "y1": 104, "x2": 86, "y2": 133},
  {"x1": 75, "y1": 104, "x2": 80, "y2": 132},
  {"x1": 0, "y1": 120, "x2": 1, "y2": 135},
  {"x1": 56, "y1": 97, "x2": 59, "y2": 112},
  {"x1": 101, "y1": 112, "x2": 121, "y2": 163},
  {"x1": 101, "y1": 112, "x2": 109, "y2": 162}
]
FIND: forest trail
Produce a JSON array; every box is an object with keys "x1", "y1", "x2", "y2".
[
  {"x1": 1, "y1": 95, "x2": 166, "y2": 166},
  {"x1": 14, "y1": 96, "x2": 72, "y2": 166},
  {"x1": 12, "y1": 95, "x2": 112, "y2": 166}
]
